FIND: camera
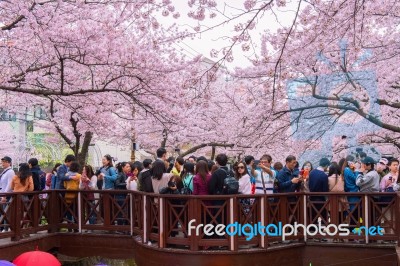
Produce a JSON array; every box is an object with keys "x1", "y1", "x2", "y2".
[{"x1": 168, "y1": 181, "x2": 176, "y2": 187}]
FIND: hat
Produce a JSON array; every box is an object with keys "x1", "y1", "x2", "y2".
[
  {"x1": 361, "y1": 156, "x2": 375, "y2": 164},
  {"x1": 379, "y1": 158, "x2": 388, "y2": 165},
  {"x1": 319, "y1": 158, "x2": 330, "y2": 167},
  {"x1": 1, "y1": 156, "x2": 12, "y2": 163}
]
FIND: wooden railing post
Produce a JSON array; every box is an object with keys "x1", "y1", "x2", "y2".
[
  {"x1": 396, "y1": 193, "x2": 400, "y2": 247},
  {"x1": 230, "y1": 196, "x2": 238, "y2": 251},
  {"x1": 364, "y1": 194, "x2": 369, "y2": 244},
  {"x1": 47, "y1": 190, "x2": 57, "y2": 233},
  {"x1": 281, "y1": 195, "x2": 288, "y2": 226},
  {"x1": 159, "y1": 196, "x2": 165, "y2": 248},
  {"x1": 78, "y1": 192, "x2": 82, "y2": 233},
  {"x1": 130, "y1": 192, "x2": 133, "y2": 236},
  {"x1": 260, "y1": 195, "x2": 266, "y2": 249},
  {"x1": 32, "y1": 193, "x2": 40, "y2": 232},
  {"x1": 103, "y1": 192, "x2": 111, "y2": 227},
  {"x1": 143, "y1": 194, "x2": 148, "y2": 244},
  {"x1": 302, "y1": 193, "x2": 307, "y2": 242},
  {"x1": 11, "y1": 194, "x2": 22, "y2": 241},
  {"x1": 188, "y1": 197, "x2": 199, "y2": 251}
]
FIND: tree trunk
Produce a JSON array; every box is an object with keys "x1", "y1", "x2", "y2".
[
  {"x1": 211, "y1": 146, "x2": 216, "y2": 160},
  {"x1": 77, "y1": 131, "x2": 93, "y2": 169}
]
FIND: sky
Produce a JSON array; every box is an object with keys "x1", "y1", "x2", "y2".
[{"x1": 157, "y1": 0, "x2": 298, "y2": 70}]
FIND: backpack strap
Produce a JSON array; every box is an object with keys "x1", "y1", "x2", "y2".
[
  {"x1": 260, "y1": 171, "x2": 267, "y2": 195},
  {"x1": 183, "y1": 174, "x2": 193, "y2": 188}
]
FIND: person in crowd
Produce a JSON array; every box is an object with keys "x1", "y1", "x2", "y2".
[
  {"x1": 300, "y1": 161, "x2": 313, "y2": 192},
  {"x1": 130, "y1": 161, "x2": 143, "y2": 174},
  {"x1": 28, "y1": 158, "x2": 44, "y2": 191},
  {"x1": 181, "y1": 162, "x2": 195, "y2": 194},
  {"x1": 114, "y1": 162, "x2": 130, "y2": 227},
  {"x1": 63, "y1": 162, "x2": 81, "y2": 230},
  {"x1": 156, "y1": 148, "x2": 167, "y2": 162},
  {"x1": 207, "y1": 160, "x2": 215, "y2": 175},
  {"x1": 254, "y1": 154, "x2": 277, "y2": 194},
  {"x1": 210, "y1": 164, "x2": 219, "y2": 175},
  {"x1": 11, "y1": 163, "x2": 34, "y2": 193},
  {"x1": 380, "y1": 159, "x2": 398, "y2": 192},
  {"x1": 235, "y1": 161, "x2": 251, "y2": 195},
  {"x1": 96, "y1": 154, "x2": 118, "y2": 190},
  {"x1": 208, "y1": 153, "x2": 231, "y2": 195},
  {"x1": 138, "y1": 159, "x2": 153, "y2": 192},
  {"x1": 377, "y1": 158, "x2": 389, "y2": 181},
  {"x1": 328, "y1": 162, "x2": 348, "y2": 229},
  {"x1": 171, "y1": 156, "x2": 184, "y2": 176},
  {"x1": 11, "y1": 163, "x2": 33, "y2": 237},
  {"x1": 356, "y1": 156, "x2": 380, "y2": 228},
  {"x1": 309, "y1": 158, "x2": 330, "y2": 227},
  {"x1": 193, "y1": 160, "x2": 211, "y2": 195},
  {"x1": 379, "y1": 159, "x2": 398, "y2": 235},
  {"x1": 187, "y1": 155, "x2": 196, "y2": 164},
  {"x1": 166, "y1": 156, "x2": 175, "y2": 173},
  {"x1": 244, "y1": 155, "x2": 257, "y2": 194},
  {"x1": 356, "y1": 157, "x2": 380, "y2": 192},
  {"x1": 151, "y1": 160, "x2": 173, "y2": 194},
  {"x1": 55, "y1": 155, "x2": 76, "y2": 190},
  {"x1": 273, "y1": 162, "x2": 283, "y2": 172},
  {"x1": 277, "y1": 155, "x2": 301, "y2": 193},
  {"x1": 339, "y1": 155, "x2": 360, "y2": 233},
  {"x1": 0, "y1": 156, "x2": 15, "y2": 201},
  {"x1": 49, "y1": 163, "x2": 62, "y2": 189},
  {"x1": 0, "y1": 156, "x2": 15, "y2": 232},
  {"x1": 196, "y1": 156, "x2": 208, "y2": 163},
  {"x1": 127, "y1": 163, "x2": 140, "y2": 191},
  {"x1": 79, "y1": 165, "x2": 97, "y2": 226}
]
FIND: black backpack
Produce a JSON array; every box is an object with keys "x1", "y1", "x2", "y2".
[{"x1": 221, "y1": 168, "x2": 239, "y2": 195}]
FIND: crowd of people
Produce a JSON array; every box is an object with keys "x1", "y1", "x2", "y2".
[{"x1": 0, "y1": 148, "x2": 398, "y2": 239}]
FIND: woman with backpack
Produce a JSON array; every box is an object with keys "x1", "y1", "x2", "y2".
[{"x1": 181, "y1": 162, "x2": 195, "y2": 195}]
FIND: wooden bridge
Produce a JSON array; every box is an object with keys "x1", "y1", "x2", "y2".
[{"x1": 0, "y1": 190, "x2": 399, "y2": 265}]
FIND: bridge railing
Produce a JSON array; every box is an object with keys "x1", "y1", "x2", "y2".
[{"x1": 0, "y1": 191, "x2": 399, "y2": 249}]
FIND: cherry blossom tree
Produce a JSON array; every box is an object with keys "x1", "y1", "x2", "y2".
[{"x1": 0, "y1": 0, "x2": 195, "y2": 164}]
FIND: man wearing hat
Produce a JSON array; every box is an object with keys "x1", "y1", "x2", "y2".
[
  {"x1": 377, "y1": 158, "x2": 389, "y2": 181},
  {"x1": 356, "y1": 156, "x2": 380, "y2": 192},
  {"x1": 0, "y1": 156, "x2": 15, "y2": 232}
]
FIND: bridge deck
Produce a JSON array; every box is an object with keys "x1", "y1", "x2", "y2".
[{"x1": 0, "y1": 190, "x2": 399, "y2": 265}]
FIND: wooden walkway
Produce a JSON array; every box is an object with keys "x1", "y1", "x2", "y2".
[{"x1": 0, "y1": 190, "x2": 399, "y2": 265}]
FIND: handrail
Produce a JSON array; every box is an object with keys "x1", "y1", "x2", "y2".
[{"x1": 0, "y1": 190, "x2": 398, "y2": 251}]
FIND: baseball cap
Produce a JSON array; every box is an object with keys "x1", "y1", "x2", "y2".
[
  {"x1": 361, "y1": 156, "x2": 375, "y2": 164},
  {"x1": 1, "y1": 156, "x2": 12, "y2": 163},
  {"x1": 379, "y1": 158, "x2": 388, "y2": 165}
]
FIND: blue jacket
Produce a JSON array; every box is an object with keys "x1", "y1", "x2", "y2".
[
  {"x1": 277, "y1": 166, "x2": 300, "y2": 193},
  {"x1": 344, "y1": 167, "x2": 359, "y2": 193},
  {"x1": 309, "y1": 169, "x2": 329, "y2": 193},
  {"x1": 100, "y1": 166, "x2": 118, "y2": 189},
  {"x1": 56, "y1": 164, "x2": 69, "y2": 189}
]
